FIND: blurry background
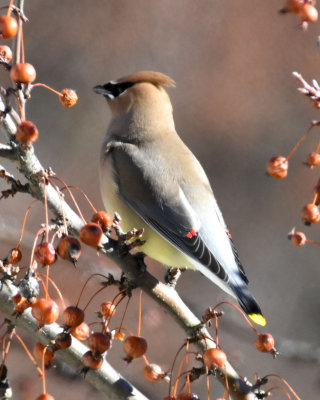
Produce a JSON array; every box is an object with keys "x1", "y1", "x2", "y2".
[{"x1": 0, "y1": 0, "x2": 320, "y2": 398}]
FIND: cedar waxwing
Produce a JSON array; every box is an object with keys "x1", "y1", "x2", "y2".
[{"x1": 94, "y1": 71, "x2": 266, "y2": 326}]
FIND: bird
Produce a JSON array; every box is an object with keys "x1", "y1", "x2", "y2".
[{"x1": 94, "y1": 71, "x2": 266, "y2": 326}]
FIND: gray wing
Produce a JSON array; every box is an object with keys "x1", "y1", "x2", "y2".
[{"x1": 106, "y1": 141, "x2": 229, "y2": 282}]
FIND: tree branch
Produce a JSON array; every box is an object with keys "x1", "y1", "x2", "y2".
[{"x1": 0, "y1": 144, "x2": 16, "y2": 161}]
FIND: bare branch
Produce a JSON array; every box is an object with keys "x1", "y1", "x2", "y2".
[
  {"x1": 0, "y1": 144, "x2": 16, "y2": 161},
  {"x1": 0, "y1": 165, "x2": 29, "y2": 198}
]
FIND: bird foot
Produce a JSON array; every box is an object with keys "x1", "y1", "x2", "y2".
[{"x1": 165, "y1": 268, "x2": 182, "y2": 287}]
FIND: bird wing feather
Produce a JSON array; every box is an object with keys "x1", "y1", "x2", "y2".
[{"x1": 106, "y1": 141, "x2": 242, "y2": 283}]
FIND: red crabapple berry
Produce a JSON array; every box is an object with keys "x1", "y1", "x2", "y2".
[
  {"x1": 203, "y1": 348, "x2": 227, "y2": 370},
  {"x1": 266, "y1": 156, "x2": 288, "y2": 179},
  {"x1": 33, "y1": 342, "x2": 55, "y2": 368},
  {"x1": 255, "y1": 333, "x2": 276, "y2": 354},
  {"x1": 306, "y1": 152, "x2": 320, "y2": 168},
  {"x1": 288, "y1": 231, "x2": 306, "y2": 246},
  {"x1": 34, "y1": 242, "x2": 56, "y2": 265},
  {"x1": 12, "y1": 293, "x2": 33, "y2": 316},
  {"x1": 31, "y1": 298, "x2": 59, "y2": 326},
  {"x1": 35, "y1": 394, "x2": 55, "y2": 400},
  {"x1": 59, "y1": 88, "x2": 78, "y2": 108},
  {"x1": 82, "y1": 350, "x2": 103, "y2": 370},
  {"x1": 8, "y1": 248, "x2": 22, "y2": 264},
  {"x1": 10, "y1": 63, "x2": 36, "y2": 83},
  {"x1": 301, "y1": 203, "x2": 320, "y2": 225},
  {"x1": 52, "y1": 332, "x2": 72, "y2": 350},
  {"x1": 70, "y1": 321, "x2": 90, "y2": 341},
  {"x1": 0, "y1": 15, "x2": 18, "y2": 38},
  {"x1": 286, "y1": 0, "x2": 304, "y2": 14},
  {"x1": 123, "y1": 336, "x2": 148, "y2": 362},
  {"x1": 0, "y1": 45, "x2": 12, "y2": 62},
  {"x1": 298, "y1": 3, "x2": 318, "y2": 22},
  {"x1": 16, "y1": 121, "x2": 39, "y2": 145},
  {"x1": 88, "y1": 332, "x2": 111, "y2": 356},
  {"x1": 91, "y1": 211, "x2": 113, "y2": 231},
  {"x1": 62, "y1": 306, "x2": 84, "y2": 328},
  {"x1": 79, "y1": 223, "x2": 103, "y2": 247}
]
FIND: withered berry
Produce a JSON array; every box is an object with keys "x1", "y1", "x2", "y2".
[{"x1": 266, "y1": 156, "x2": 288, "y2": 179}]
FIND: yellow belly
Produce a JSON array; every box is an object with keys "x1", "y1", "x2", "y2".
[{"x1": 100, "y1": 160, "x2": 194, "y2": 270}]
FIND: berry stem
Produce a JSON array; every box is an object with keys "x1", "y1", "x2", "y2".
[
  {"x1": 306, "y1": 238, "x2": 320, "y2": 246},
  {"x1": 312, "y1": 191, "x2": 318, "y2": 206},
  {"x1": 29, "y1": 228, "x2": 46, "y2": 271},
  {"x1": 116, "y1": 295, "x2": 131, "y2": 336},
  {"x1": 214, "y1": 312, "x2": 219, "y2": 347},
  {"x1": 103, "y1": 291, "x2": 126, "y2": 332},
  {"x1": 20, "y1": 15, "x2": 24, "y2": 63},
  {"x1": 205, "y1": 366, "x2": 210, "y2": 400},
  {"x1": 168, "y1": 342, "x2": 187, "y2": 398},
  {"x1": 31, "y1": 83, "x2": 63, "y2": 97},
  {"x1": 51, "y1": 176, "x2": 86, "y2": 224},
  {"x1": 224, "y1": 365, "x2": 231, "y2": 400},
  {"x1": 45, "y1": 265, "x2": 50, "y2": 301},
  {"x1": 47, "y1": 178, "x2": 68, "y2": 236},
  {"x1": 137, "y1": 290, "x2": 142, "y2": 337},
  {"x1": 0, "y1": 329, "x2": 13, "y2": 379},
  {"x1": 221, "y1": 389, "x2": 228, "y2": 400},
  {"x1": 263, "y1": 374, "x2": 301, "y2": 400},
  {"x1": 82, "y1": 285, "x2": 106, "y2": 312},
  {"x1": 286, "y1": 121, "x2": 319, "y2": 161},
  {"x1": 7, "y1": 0, "x2": 14, "y2": 16},
  {"x1": 266, "y1": 386, "x2": 291, "y2": 399},
  {"x1": 142, "y1": 354, "x2": 149, "y2": 366},
  {"x1": 213, "y1": 301, "x2": 259, "y2": 335},
  {"x1": 15, "y1": 199, "x2": 38, "y2": 249},
  {"x1": 185, "y1": 340, "x2": 190, "y2": 393},
  {"x1": 36, "y1": 275, "x2": 49, "y2": 301},
  {"x1": 43, "y1": 179, "x2": 49, "y2": 243},
  {"x1": 61, "y1": 185, "x2": 97, "y2": 213},
  {"x1": 14, "y1": 0, "x2": 26, "y2": 119},
  {"x1": 15, "y1": 95, "x2": 25, "y2": 121},
  {"x1": 37, "y1": 272, "x2": 66, "y2": 310},
  {"x1": 315, "y1": 139, "x2": 320, "y2": 154},
  {"x1": 173, "y1": 352, "x2": 188, "y2": 398},
  {"x1": 41, "y1": 347, "x2": 47, "y2": 394},
  {"x1": 14, "y1": 332, "x2": 43, "y2": 376},
  {"x1": 75, "y1": 273, "x2": 110, "y2": 308}
]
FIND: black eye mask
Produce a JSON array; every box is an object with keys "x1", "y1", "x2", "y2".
[{"x1": 93, "y1": 81, "x2": 135, "y2": 99}]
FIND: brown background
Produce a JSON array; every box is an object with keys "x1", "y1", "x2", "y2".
[{"x1": 0, "y1": 1, "x2": 320, "y2": 399}]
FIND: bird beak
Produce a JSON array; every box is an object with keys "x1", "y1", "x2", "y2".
[{"x1": 93, "y1": 84, "x2": 112, "y2": 97}]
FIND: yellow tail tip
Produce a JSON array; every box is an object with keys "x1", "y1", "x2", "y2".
[{"x1": 249, "y1": 313, "x2": 266, "y2": 326}]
